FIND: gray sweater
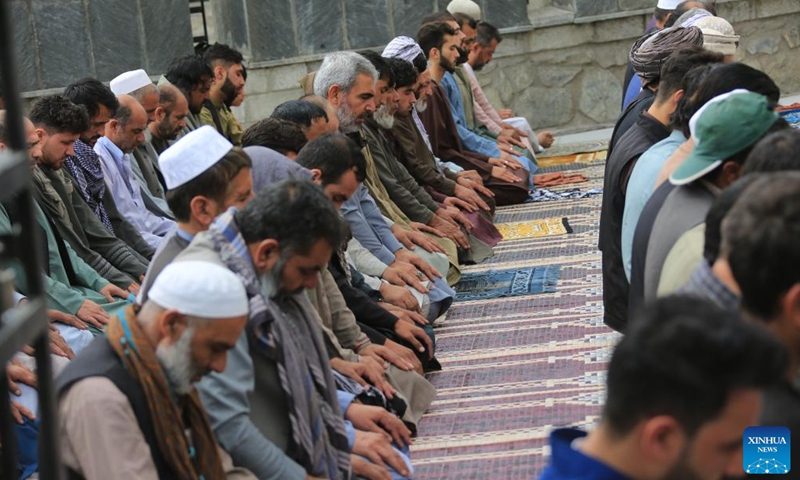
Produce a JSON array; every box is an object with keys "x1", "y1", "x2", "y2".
[{"x1": 176, "y1": 233, "x2": 307, "y2": 480}]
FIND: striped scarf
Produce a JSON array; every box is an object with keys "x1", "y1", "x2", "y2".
[
  {"x1": 207, "y1": 209, "x2": 352, "y2": 479},
  {"x1": 107, "y1": 306, "x2": 225, "y2": 480},
  {"x1": 64, "y1": 140, "x2": 113, "y2": 232},
  {"x1": 412, "y1": 109, "x2": 434, "y2": 154}
]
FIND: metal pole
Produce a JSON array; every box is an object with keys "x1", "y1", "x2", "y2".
[
  {"x1": 0, "y1": 0, "x2": 26, "y2": 152},
  {"x1": 200, "y1": 0, "x2": 210, "y2": 43},
  {"x1": 0, "y1": 369, "x2": 17, "y2": 479},
  {"x1": 34, "y1": 330, "x2": 61, "y2": 480},
  {"x1": 0, "y1": 0, "x2": 62, "y2": 477}
]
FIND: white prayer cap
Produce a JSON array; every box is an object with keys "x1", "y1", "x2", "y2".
[
  {"x1": 147, "y1": 261, "x2": 249, "y2": 319},
  {"x1": 656, "y1": 0, "x2": 681, "y2": 10},
  {"x1": 447, "y1": 0, "x2": 481, "y2": 20},
  {"x1": 110, "y1": 69, "x2": 153, "y2": 95},
  {"x1": 159, "y1": 125, "x2": 233, "y2": 190}
]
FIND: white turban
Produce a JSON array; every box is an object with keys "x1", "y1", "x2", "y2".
[{"x1": 382, "y1": 36, "x2": 425, "y2": 64}]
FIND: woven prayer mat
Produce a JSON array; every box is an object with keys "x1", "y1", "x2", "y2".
[
  {"x1": 538, "y1": 139, "x2": 608, "y2": 158},
  {"x1": 537, "y1": 150, "x2": 607, "y2": 168},
  {"x1": 496, "y1": 217, "x2": 572, "y2": 241},
  {"x1": 412, "y1": 153, "x2": 619, "y2": 479},
  {"x1": 454, "y1": 265, "x2": 562, "y2": 302}
]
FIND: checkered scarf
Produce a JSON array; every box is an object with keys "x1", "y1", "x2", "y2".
[
  {"x1": 206, "y1": 209, "x2": 352, "y2": 479},
  {"x1": 64, "y1": 140, "x2": 113, "y2": 232}
]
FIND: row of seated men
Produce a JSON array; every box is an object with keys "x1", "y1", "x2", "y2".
[
  {"x1": 599, "y1": 0, "x2": 780, "y2": 331},
  {"x1": 0, "y1": 2, "x2": 556, "y2": 479},
  {"x1": 576, "y1": 2, "x2": 800, "y2": 478},
  {"x1": 545, "y1": 137, "x2": 800, "y2": 478}
]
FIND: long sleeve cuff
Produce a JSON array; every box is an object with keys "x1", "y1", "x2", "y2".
[
  {"x1": 344, "y1": 420, "x2": 357, "y2": 451},
  {"x1": 337, "y1": 390, "x2": 357, "y2": 417}
]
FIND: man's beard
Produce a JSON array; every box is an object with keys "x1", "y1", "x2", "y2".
[
  {"x1": 473, "y1": 59, "x2": 486, "y2": 72},
  {"x1": 415, "y1": 96, "x2": 428, "y2": 113},
  {"x1": 439, "y1": 55, "x2": 456, "y2": 74},
  {"x1": 220, "y1": 76, "x2": 239, "y2": 107},
  {"x1": 81, "y1": 134, "x2": 101, "y2": 147},
  {"x1": 155, "y1": 116, "x2": 180, "y2": 141},
  {"x1": 189, "y1": 101, "x2": 203, "y2": 115},
  {"x1": 659, "y1": 447, "x2": 702, "y2": 480},
  {"x1": 260, "y1": 253, "x2": 304, "y2": 300},
  {"x1": 374, "y1": 104, "x2": 395, "y2": 129},
  {"x1": 40, "y1": 148, "x2": 64, "y2": 170},
  {"x1": 456, "y1": 46, "x2": 469, "y2": 66},
  {"x1": 337, "y1": 100, "x2": 360, "y2": 134},
  {"x1": 156, "y1": 326, "x2": 203, "y2": 396}
]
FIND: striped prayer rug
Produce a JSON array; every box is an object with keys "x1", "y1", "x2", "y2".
[{"x1": 411, "y1": 161, "x2": 619, "y2": 479}]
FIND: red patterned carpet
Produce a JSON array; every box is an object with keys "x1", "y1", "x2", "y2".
[{"x1": 411, "y1": 158, "x2": 620, "y2": 479}]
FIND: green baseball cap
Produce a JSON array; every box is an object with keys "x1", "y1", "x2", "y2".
[{"x1": 670, "y1": 90, "x2": 779, "y2": 186}]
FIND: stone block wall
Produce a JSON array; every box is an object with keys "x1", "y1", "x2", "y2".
[
  {"x1": 230, "y1": 0, "x2": 800, "y2": 133},
  {"x1": 478, "y1": 0, "x2": 800, "y2": 131}
]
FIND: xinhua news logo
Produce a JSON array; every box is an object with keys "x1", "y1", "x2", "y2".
[{"x1": 744, "y1": 426, "x2": 791, "y2": 475}]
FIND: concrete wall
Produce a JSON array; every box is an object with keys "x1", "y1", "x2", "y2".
[{"x1": 230, "y1": 0, "x2": 800, "y2": 133}]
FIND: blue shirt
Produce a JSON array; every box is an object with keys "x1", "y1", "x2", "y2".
[
  {"x1": 621, "y1": 130, "x2": 686, "y2": 280},
  {"x1": 95, "y1": 137, "x2": 175, "y2": 248},
  {"x1": 341, "y1": 185, "x2": 456, "y2": 306},
  {"x1": 539, "y1": 429, "x2": 632, "y2": 480},
  {"x1": 440, "y1": 72, "x2": 536, "y2": 187},
  {"x1": 341, "y1": 185, "x2": 404, "y2": 266},
  {"x1": 336, "y1": 391, "x2": 358, "y2": 449},
  {"x1": 623, "y1": 76, "x2": 642, "y2": 111},
  {"x1": 440, "y1": 72, "x2": 501, "y2": 159}
]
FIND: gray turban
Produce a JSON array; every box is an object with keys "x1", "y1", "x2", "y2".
[
  {"x1": 243, "y1": 146, "x2": 312, "y2": 193},
  {"x1": 630, "y1": 26, "x2": 705, "y2": 86}
]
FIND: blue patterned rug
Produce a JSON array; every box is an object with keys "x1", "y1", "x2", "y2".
[
  {"x1": 779, "y1": 107, "x2": 800, "y2": 129},
  {"x1": 455, "y1": 265, "x2": 562, "y2": 302}
]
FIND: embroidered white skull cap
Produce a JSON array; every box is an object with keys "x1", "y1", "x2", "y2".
[
  {"x1": 159, "y1": 125, "x2": 234, "y2": 190},
  {"x1": 110, "y1": 69, "x2": 153, "y2": 95},
  {"x1": 148, "y1": 261, "x2": 248, "y2": 318}
]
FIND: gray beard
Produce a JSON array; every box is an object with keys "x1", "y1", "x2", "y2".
[
  {"x1": 415, "y1": 97, "x2": 428, "y2": 113},
  {"x1": 375, "y1": 104, "x2": 395, "y2": 129},
  {"x1": 156, "y1": 326, "x2": 199, "y2": 396},
  {"x1": 337, "y1": 101, "x2": 360, "y2": 134},
  {"x1": 260, "y1": 254, "x2": 299, "y2": 301}
]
